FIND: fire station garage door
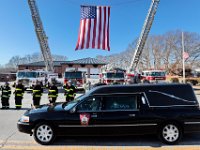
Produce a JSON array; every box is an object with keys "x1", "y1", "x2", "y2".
[
  {"x1": 90, "y1": 68, "x2": 100, "y2": 79},
  {"x1": 78, "y1": 68, "x2": 88, "y2": 74}
]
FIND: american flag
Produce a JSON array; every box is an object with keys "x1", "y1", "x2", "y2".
[
  {"x1": 75, "y1": 5, "x2": 110, "y2": 51},
  {"x1": 183, "y1": 51, "x2": 189, "y2": 59}
]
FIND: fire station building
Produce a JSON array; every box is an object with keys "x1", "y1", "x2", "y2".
[{"x1": 18, "y1": 57, "x2": 107, "y2": 78}]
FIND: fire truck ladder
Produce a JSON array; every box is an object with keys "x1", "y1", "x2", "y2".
[
  {"x1": 129, "y1": 0, "x2": 160, "y2": 72},
  {"x1": 28, "y1": 0, "x2": 54, "y2": 72}
]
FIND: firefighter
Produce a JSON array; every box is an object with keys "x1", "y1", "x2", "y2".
[
  {"x1": 14, "y1": 80, "x2": 25, "y2": 109},
  {"x1": 64, "y1": 80, "x2": 76, "y2": 102},
  {"x1": 48, "y1": 83, "x2": 58, "y2": 104},
  {"x1": 32, "y1": 80, "x2": 43, "y2": 108},
  {"x1": 1, "y1": 82, "x2": 11, "y2": 109},
  {"x1": 112, "y1": 80, "x2": 119, "y2": 85}
]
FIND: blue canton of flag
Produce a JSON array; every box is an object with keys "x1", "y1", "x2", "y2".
[{"x1": 81, "y1": 6, "x2": 96, "y2": 19}]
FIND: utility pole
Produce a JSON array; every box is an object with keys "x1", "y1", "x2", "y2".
[{"x1": 182, "y1": 32, "x2": 186, "y2": 83}]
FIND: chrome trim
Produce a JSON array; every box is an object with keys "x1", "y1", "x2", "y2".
[
  {"x1": 92, "y1": 92, "x2": 142, "y2": 96},
  {"x1": 58, "y1": 123, "x2": 157, "y2": 128},
  {"x1": 149, "y1": 105, "x2": 199, "y2": 108},
  {"x1": 78, "y1": 109, "x2": 139, "y2": 113},
  {"x1": 17, "y1": 122, "x2": 30, "y2": 125},
  {"x1": 184, "y1": 122, "x2": 200, "y2": 125},
  {"x1": 143, "y1": 92, "x2": 151, "y2": 107}
]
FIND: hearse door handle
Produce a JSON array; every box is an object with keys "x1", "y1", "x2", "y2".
[
  {"x1": 91, "y1": 113, "x2": 97, "y2": 118},
  {"x1": 129, "y1": 114, "x2": 135, "y2": 117}
]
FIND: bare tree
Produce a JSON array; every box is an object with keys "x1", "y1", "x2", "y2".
[
  {"x1": 96, "y1": 30, "x2": 200, "y2": 74},
  {"x1": 4, "y1": 52, "x2": 68, "y2": 70}
]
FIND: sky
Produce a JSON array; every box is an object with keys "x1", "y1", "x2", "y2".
[{"x1": 0, "y1": 0, "x2": 200, "y2": 65}]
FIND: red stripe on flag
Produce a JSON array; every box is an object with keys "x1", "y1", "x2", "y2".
[
  {"x1": 92, "y1": 19, "x2": 97, "y2": 48},
  {"x1": 107, "y1": 7, "x2": 110, "y2": 51},
  {"x1": 98, "y1": 7, "x2": 102, "y2": 49},
  {"x1": 102, "y1": 7, "x2": 106, "y2": 50},
  {"x1": 86, "y1": 19, "x2": 91, "y2": 49},
  {"x1": 75, "y1": 20, "x2": 82, "y2": 50},
  {"x1": 81, "y1": 19, "x2": 86, "y2": 49}
]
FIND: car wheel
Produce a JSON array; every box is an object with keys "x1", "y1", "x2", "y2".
[
  {"x1": 159, "y1": 123, "x2": 182, "y2": 145},
  {"x1": 34, "y1": 123, "x2": 55, "y2": 145}
]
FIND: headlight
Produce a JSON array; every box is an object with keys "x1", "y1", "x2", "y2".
[{"x1": 20, "y1": 116, "x2": 29, "y2": 123}]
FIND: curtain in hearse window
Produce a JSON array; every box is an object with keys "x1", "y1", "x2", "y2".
[{"x1": 103, "y1": 95, "x2": 137, "y2": 110}]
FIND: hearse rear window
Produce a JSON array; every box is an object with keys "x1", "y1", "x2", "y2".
[
  {"x1": 103, "y1": 95, "x2": 137, "y2": 110},
  {"x1": 146, "y1": 90, "x2": 197, "y2": 106}
]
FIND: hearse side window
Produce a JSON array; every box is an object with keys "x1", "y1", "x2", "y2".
[
  {"x1": 102, "y1": 95, "x2": 137, "y2": 111},
  {"x1": 77, "y1": 97, "x2": 101, "y2": 111}
]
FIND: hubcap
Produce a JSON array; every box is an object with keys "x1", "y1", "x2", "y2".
[
  {"x1": 36, "y1": 125, "x2": 53, "y2": 142},
  {"x1": 162, "y1": 124, "x2": 179, "y2": 142}
]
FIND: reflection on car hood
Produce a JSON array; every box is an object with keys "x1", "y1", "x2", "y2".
[{"x1": 29, "y1": 103, "x2": 64, "y2": 114}]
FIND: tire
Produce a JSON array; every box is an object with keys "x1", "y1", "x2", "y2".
[
  {"x1": 158, "y1": 123, "x2": 182, "y2": 145},
  {"x1": 33, "y1": 123, "x2": 55, "y2": 145}
]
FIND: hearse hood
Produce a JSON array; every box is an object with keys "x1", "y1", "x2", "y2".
[{"x1": 28, "y1": 103, "x2": 64, "y2": 114}]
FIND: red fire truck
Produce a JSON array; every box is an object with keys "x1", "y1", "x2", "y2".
[
  {"x1": 141, "y1": 70, "x2": 166, "y2": 83},
  {"x1": 100, "y1": 68, "x2": 125, "y2": 85},
  {"x1": 63, "y1": 70, "x2": 86, "y2": 90},
  {"x1": 125, "y1": 71, "x2": 141, "y2": 84}
]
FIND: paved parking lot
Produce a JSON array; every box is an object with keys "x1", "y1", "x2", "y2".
[{"x1": 0, "y1": 88, "x2": 200, "y2": 149}]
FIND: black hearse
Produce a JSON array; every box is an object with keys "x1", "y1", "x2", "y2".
[{"x1": 17, "y1": 84, "x2": 200, "y2": 145}]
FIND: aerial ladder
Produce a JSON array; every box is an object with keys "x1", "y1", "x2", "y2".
[
  {"x1": 28, "y1": 0, "x2": 54, "y2": 72},
  {"x1": 129, "y1": 0, "x2": 160, "y2": 72}
]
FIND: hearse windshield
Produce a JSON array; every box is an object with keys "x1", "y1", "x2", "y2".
[
  {"x1": 106, "y1": 73, "x2": 124, "y2": 78},
  {"x1": 63, "y1": 94, "x2": 87, "y2": 110},
  {"x1": 64, "y1": 72, "x2": 82, "y2": 79}
]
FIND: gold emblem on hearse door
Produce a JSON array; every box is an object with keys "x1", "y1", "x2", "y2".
[{"x1": 80, "y1": 113, "x2": 91, "y2": 126}]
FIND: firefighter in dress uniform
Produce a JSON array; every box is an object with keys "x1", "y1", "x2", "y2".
[
  {"x1": 32, "y1": 81, "x2": 43, "y2": 108},
  {"x1": 64, "y1": 80, "x2": 76, "y2": 102},
  {"x1": 48, "y1": 83, "x2": 58, "y2": 104},
  {"x1": 1, "y1": 82, "x2": 11, "y2": 109},
  {"x1": 14, "y1": 80, "x2": 25, "y2": 109}
]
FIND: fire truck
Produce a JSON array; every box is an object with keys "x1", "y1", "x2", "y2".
[
  {"x1": 141, "y1": 70, "x2": 166, "y2": 83},
  {"x1": 125, "y1": 71, "x2": 141, "y2": 84},
  {"x1": 63, "y1": 69, "x2": 86, "y2": 90},
  {"x1": 16, "y1": 70, "x2": 60, "y2": 90},
  {"x1": 100, "y1": 68, "x2": 125, "y2": 85},
  {"x1": 16, "y1": 70, "x2": 47, "y2": 90}
]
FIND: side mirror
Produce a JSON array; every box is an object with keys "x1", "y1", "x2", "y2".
[{"x1": 69, "y1": 107, "x2": 77, "y2": 113}]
